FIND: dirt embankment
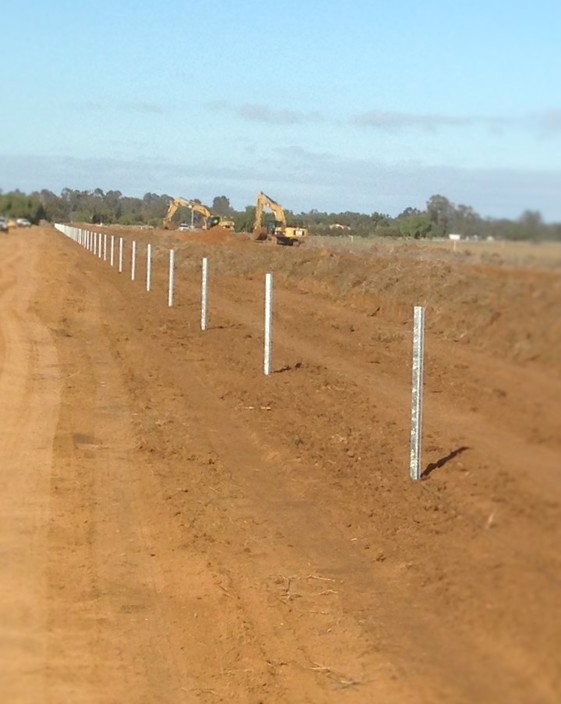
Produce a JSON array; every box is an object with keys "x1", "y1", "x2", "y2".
[{"x1": 93, "y1": 224, "x2": 561, "y2": 370}]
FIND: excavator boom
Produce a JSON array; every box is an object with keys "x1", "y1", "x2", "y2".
[
  {"x1": 163, "y1": 198, "x2": 234, "y2": 231},
  {"x1": 163, "y1": 197, "x2": 192, "y2": 228}
]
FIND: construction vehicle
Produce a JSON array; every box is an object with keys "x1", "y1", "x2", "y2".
[
  {"x1": 163, "y1": 197, "x2": 235, "y2": 231},
  {"x1": 253, "y1": 192, "x2": 307, "y2": 246}
]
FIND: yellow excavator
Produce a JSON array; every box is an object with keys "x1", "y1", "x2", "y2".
[
  {"x1": 163, "y1": 198, "x2": 235, "y2": 230},
  {"x1": 253, "y1": 192, "x2": 308, "y2": 246}
]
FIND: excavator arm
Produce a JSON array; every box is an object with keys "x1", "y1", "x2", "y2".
[
  {"x1": 188, "y1": 201, "x2": 234, "y2": 230},
  {"x1": 163, "y1": 197, "x2": 192, "y2": 228},
  {"x1": 254, "y1": 192, "x2": 287, "y2": 232},
  {"x1": 187, "y1": 202, "x2": 212, "y2": 219},
  {"x1": 163, "y1": 196, "x2": 235, "y2": 232}
]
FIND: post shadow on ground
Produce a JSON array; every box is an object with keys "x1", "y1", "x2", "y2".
[
  {"x1": 422, "y1": 446, "x2": 470, "y2": 479},
  {"x1": 274, "y1": 362, "x2": 304, "y2": 374}
]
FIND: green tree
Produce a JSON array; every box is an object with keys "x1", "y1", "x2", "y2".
[
  {"x1": 518, "y1": 210, "x2": 544, "y2": 240},
  {"x1": 427, "y1": 194, "x2": 455, "y2": 234},
  {"x1": 398, "y1": 213, "x2": 434, "y2": 239},
  {"x1": 0, "y1": 191, "x2": 46, "y2": 223},
  {"x1": 212, "y1": 196, "x2": 233, "y2": 215},
  {"x1": 450, "y1": 204, "x2": 480, "y2": 237},
  {"x1": 234, "y1": 206, "x2": 256, "y2": 232}
]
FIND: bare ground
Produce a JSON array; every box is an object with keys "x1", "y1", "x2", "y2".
[{"x1": 1, "y1": 225, "x2": 560, "y2": 703}]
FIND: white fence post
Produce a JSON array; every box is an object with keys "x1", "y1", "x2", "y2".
[
  {"x1": 410, "y1": 306, "x2": 426, "y2": 481},
  {"x1": 103, "y1": 233, "x2": 107, "y2": 261},
  {"x1": 201, "y1": 257, "x2": 209, "y2": 330},
  {"x1": 168, "y1": 249, "x2": 175, "y2": 307},
  {"x1": 264, "y1": 272, "x2": 273, "y2": 375},
  {"x1": 118, "y1": 237, "x2": 124, "y2": 273},
  {"x1": 131, "y1": 241, "x2": 137, "y2": 281},
  {"x1": 110, "y1": 235, "x2": 115, "y2": 267},
  {"x1": 146, "y1": 243, "x2": 152, "y2": 292}
]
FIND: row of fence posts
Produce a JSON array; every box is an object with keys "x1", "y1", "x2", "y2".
[{"x1": 54, "y1": 224, "x2": 427, "y2": 481}]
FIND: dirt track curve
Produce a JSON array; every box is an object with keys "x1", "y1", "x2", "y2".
[{"x1": 1, "y1": 225, "x2": 560, "y2": 703}]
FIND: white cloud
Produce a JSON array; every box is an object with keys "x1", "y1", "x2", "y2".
[
  {"x1": 206, "y1": 101, "x2": 324, "y2": 125},
  {"x1": 352, "y1": 110, "x2": 514, "y2": 132},
  {"x1": 537, "y1": 109, "x2": 561, "y2": 135},
  {"x1": 353, "y1": 111, "x2": 473, "y2": 130},
  {"x1": 208, "y1": 101, "x2": 561, "y2": 138},
  {"x1": 1, "y1": 151, "x2": 560, "y2": 222},
  {"x1": 72, "y1": 101, "x2": 167, "y2": 114},
  {"x1": 238, "y1": 104, "x2": 323, "y2": 125}
]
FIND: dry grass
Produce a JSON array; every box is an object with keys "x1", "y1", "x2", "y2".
[{"x1": 307, "y1": 236, "x2": 561, "y2": 272}]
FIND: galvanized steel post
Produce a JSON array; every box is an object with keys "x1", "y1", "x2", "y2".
[
  {"x1": 264, "y1": 272, "x2": 273, "y2": 376},
  {"x1": 146, "y1": 243, "x2": 152, "y2": 292},
  {"x1": 201, "y1": 257, "x2": 209, "y2": 330},
  {"x1": 410, "y1": 306, "x2": 425, "y2": 481},
  {"x1": 168, "y1": 249, "x2": 175, "y2": 307}
]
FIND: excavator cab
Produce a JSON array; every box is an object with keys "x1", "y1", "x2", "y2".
[
  {"x1": 267, "y1": 220, "x2": 284, "y2": 236},
  {"x1": 207, "y1": 215, "x2": 222, "y2": 229}
]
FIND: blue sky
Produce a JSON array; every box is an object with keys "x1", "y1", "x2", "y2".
[{"x1": 1, "y1": 0, "x2": 560, "y2": 220}]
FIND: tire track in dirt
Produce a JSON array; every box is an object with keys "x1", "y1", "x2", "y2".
[
  {"x1": 58, "y1": 233, "x2": 421, "y2": 701},
  {"x1": 46, "y1": 229, "x2": 561, "y2": 702},
  {"x1": 177, "y1": 276, "x2": 561, "y2": 701},
  {"x1": 166, "y1": 292, "x2": 560, "y2": 702},
  {"x1": 188, "y1": 275, "x2": 561, "y2": 547},
  {"x1": 37, "y1": 254, "x2": 203, "y2": 702},
  {"x1": 32, "y1": 234, "x2": 379, "y2": 702},
  {"x1": 71, "y1": 244, "x2": 556, "y2": 700},
  {"x1": 122, "y1": 241, "x2": 561, "y2": 702},
  {"x1": 0, "y1": 234, "x2": 61, "y2": 704}
]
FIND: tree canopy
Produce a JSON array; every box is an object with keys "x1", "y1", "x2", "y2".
[{"x1": 0, "y1": 187, "x2": 559, "y2": 241}]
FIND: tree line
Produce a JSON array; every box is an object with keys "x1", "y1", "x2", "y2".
[{"x1": 0, "y1": 188, "x2": 559, "y2": 241}]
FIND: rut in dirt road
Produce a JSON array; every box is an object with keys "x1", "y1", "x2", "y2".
[{"x1": 0, "y1": 236, "x2": 61, "y2": 703}]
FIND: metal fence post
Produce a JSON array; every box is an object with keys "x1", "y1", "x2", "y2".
[
  {"x1": 146, "y1": 243, "x2": 152, "y2": 292},
  {"x1": 201, "y1": 257, "x2": 209, "y2": 330},
  {"x1": 410, "y1": 306, "x2": 426, "y2": 481},
  {"x1": 264, "y1": 272, "x2": 273, "y2": 375},
  {"x1": 168, "y1": 249, "x2": 175, "y2": 307}
]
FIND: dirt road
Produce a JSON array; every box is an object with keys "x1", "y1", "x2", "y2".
[{"x1": 1, "y1": 226, "x2": 560, "y2": 703}]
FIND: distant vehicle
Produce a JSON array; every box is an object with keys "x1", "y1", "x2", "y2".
[
  {"x1": 16, "y1": 218, "x2": 31, "y2": 227},
  {"x1": 0, "y1": 217, "x2": 8, "y2": 232},
  {"x1": 178, "y1": 222, "x2": 192, "y2": 231}
]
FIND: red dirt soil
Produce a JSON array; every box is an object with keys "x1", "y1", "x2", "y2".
[{"x1": 1, "y1": 225, "x2": 560, "y2": 703}]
